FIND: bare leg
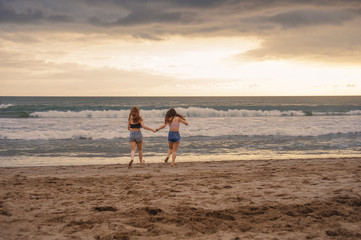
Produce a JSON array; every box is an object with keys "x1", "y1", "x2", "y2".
[
  {"x1": 165, "y1": 142, "x2": 173, "y2": 163},
  {"x1": 129, "y1": 141, "x2": 137, "y2": 167},
  {"x1": 137, "y1": 141, "x2": 144, "y2": 164},
  {"x1": 171, "y1": 141, "x2": 180, "y2": 167}
]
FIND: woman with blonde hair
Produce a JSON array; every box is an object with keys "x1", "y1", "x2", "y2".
[
  {"x1": 156, "y1": 108, "x2": 188, "y2": 167},
  {"x1": 128, "y1": 106, "x2": 155, "y2": 167}
]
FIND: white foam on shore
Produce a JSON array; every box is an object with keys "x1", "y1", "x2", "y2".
[
  {"x1": 0, "y1": 104, "x2": 14, "y2": 109},
  {"x1": 28, "y1": 107, "x2": 361, "y2": 119},
  {"x1": 1, "y1": 115, "x2": 361, "y2": 140}
]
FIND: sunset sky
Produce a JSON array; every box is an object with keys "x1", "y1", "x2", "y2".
[{"x1": 1, "y1": 0, "x2": 360, "y2": 96}]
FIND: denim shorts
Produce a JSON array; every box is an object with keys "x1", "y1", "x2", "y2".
[
  {"x1": 129, "y1": 131, "x2": 143, "y2": 143},
  {"x1": 168, "y1": 131, "x2": 181, "y2": 143}
]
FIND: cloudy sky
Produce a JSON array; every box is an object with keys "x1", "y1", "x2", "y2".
[{"x1": 1, "y1": 0, "x2": 360, "y2": 96}]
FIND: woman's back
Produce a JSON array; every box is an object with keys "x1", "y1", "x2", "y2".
[
  {"x1": 129, "y1": 117, "x2": 142, "y2": 129},
  {"x1": 169, "y1": 117, "x2": 181, "y2": 131}
]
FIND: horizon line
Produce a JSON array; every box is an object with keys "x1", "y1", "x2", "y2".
[{"x1": 1, "y1": 95, "x2": 361, "y2": 98}]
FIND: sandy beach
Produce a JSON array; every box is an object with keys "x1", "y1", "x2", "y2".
[{"x1": 1, "y1": 158, "x2": 361, "y2": 240}]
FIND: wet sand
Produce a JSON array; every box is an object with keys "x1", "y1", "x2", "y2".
[{"x1": 1, "y1": 158, "x2": 361, "y2": 240}]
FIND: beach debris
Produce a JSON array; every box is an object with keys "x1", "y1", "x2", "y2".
[
  {"x1": 93, "y1": 206, "x2": 117, "y2": 212},
  {"x1": 144, "y1": 207, "x2": 162, "y2": 215}
]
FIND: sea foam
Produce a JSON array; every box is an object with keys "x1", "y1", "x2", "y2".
[
  {"x1": 0, "y1": 104, "x2": 14, "y2": 109},
  {"x1": 1, "y1": 115, "x2": 361, "y2": 140},
  {"x1": 28, "y1": 108, "x2": 308, "y2": 118},
  {"x1": 28, "y1": 107, "x2": 361, "y2": 119}
]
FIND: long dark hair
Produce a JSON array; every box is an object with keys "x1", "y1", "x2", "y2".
[
  {"x1": 165, "y1": 108, "x2": 185, "y2": 123},
  {"x1": 129, "y1": 106, "x2": 143, "y2": 123}
]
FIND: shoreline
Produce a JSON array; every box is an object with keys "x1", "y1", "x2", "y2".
[
  {"x1": 1, "y1": 157, "x2": 361, "y2": 239},
  {"x1": 1, "y1": 155, "x2": 360, "y2": 168}
]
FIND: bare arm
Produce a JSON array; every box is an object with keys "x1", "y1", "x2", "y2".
[
  {"x1": 140, "y1": 121, "x2": 155, "y2": 132},
  {"x1": 156, "y1": 122, "x2": 168, "y2": 131},
  {"x1": 127, "y1": 122, "x2": 131, "y2": 131},
  {"x1": 180, "y1": 118, "x2": 188, "y2": 126}
]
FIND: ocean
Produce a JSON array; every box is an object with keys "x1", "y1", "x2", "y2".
[{"x1": 0, "y1": 96, "x2": 360, "y2": 167}]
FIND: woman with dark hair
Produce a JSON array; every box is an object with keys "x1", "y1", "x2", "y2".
[
  {"x1": 156, "y1": 108, "x2": 188, "y2": 167},
  {"x1": 128, "y1": 106, "x2": 155, "y2": 167}
]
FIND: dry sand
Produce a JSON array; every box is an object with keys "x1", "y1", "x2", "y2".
[{"x1": 1, "y1": 158, "x2": 361, "y2": 240}]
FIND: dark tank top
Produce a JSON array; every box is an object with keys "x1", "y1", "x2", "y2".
[{"x1": 130, "y1": 122, "x2": 142, "y2": 129}]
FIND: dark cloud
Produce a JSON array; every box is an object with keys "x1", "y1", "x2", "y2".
[
  {"x1": 161, "y1": 0, "x2": 232, "y2": 8},
  {"x1": 84, "y1": 0, "x2": 229, "y2": 9},
  {"x1": 116, "y1": 11, "x2": 182, "y2": 25},
  {"x1": 0, "y1": 1, "x2": 72, "y2": 24},
  {"x1": 1, "y1": 0, "x2": 360, "y2": 30},
  {"x1": 251, "y1": 8, "x2": 358, "y2": 28},
  {"x1": 1, "y1": 0, "x2": 361, "y2": 64},
  {"x1": 89, "y1": 10, "x2": 186, "y2": 27}
]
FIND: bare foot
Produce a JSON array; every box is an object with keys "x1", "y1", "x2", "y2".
[
  {"x1": 128, "y1": 160, "x2": 133, "y2": 168},
  {"x1": 171, "y1": 164, "x2": 175, "y2": 167},
  {"x1": 140, "y1": 160, "x2": 145, "y2": 165},
  {"x1": 164, "y1": 157, "x2": 169, "y2": 163}
]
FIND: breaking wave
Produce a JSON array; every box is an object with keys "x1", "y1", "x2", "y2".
[
  {"x1": 0, "y1": 104, "x2": 14, "y2": 109},
  {"x1": 28, "y1": 107, "x2": 361, "y2": 119}
]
